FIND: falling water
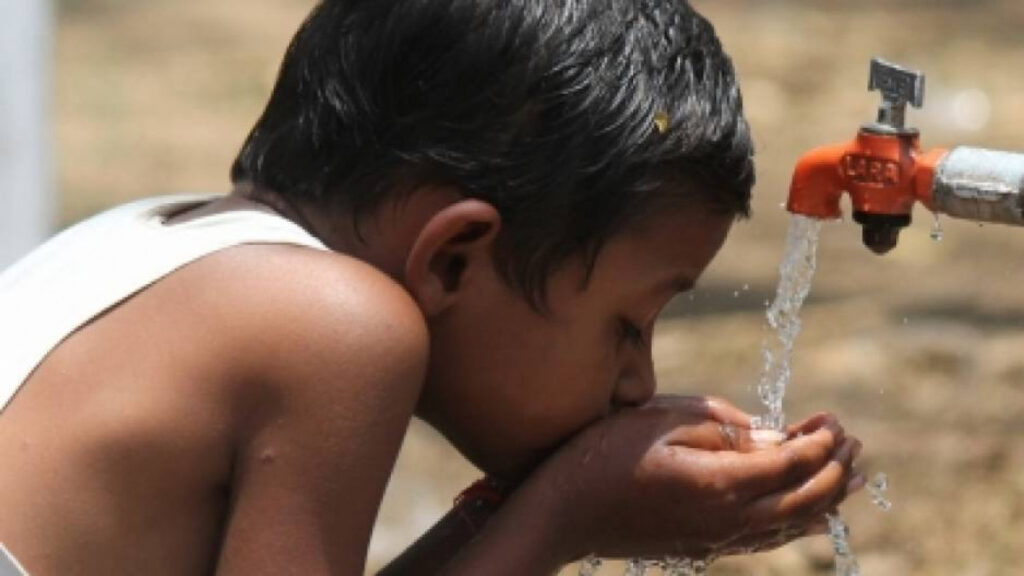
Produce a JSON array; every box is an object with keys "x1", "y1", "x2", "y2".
[
  {"x1": 663, "y1": 557, "x2": 709, "y2": 576},
  {"x1": 577, "y1": 556, "x2": 710, "y2": 576},
  {"x1": 867, "y1": 472, "x2": 892, "y2": 512},
  {"x1": 827, "y1": 514, "x2": 861, "y2": 576},
  {"x1": 930, "y1": 213, "x2": 944, "y2": 242},
  {"x1": 751, "y1": 214, "x2": 823, "y2": 432},
  {"x1": 752, "y1": 215, "x2": 866, "y2": 576}
]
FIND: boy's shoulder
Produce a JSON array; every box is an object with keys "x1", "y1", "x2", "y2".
[
  {"x1": 191, "y1": 242, "x2": 429, "y2": 390},
  {"x1": 0, "y1": 244, "x2": 429, "y2": 574},
  {"x1": 184, "y1": 244, "x2": 430, "y2": 571}
]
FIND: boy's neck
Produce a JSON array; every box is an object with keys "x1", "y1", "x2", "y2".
[{"x1": 232, "y1": 183, "x2": 325, "y2": 244}]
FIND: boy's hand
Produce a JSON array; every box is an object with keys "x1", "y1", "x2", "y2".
[{"x1": 531, "y1": 395, "x2": 862, "y2": 562}]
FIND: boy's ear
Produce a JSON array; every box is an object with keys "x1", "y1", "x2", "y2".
[{"x1": 404, "y1": 199, "x2": 501, "y2": 317}]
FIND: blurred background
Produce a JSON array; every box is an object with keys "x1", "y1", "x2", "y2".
[{"x1": 5, "y1": 0, "x2": 1023, "y2": 573}]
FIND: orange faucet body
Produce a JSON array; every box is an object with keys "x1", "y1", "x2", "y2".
[
  {"x1": 785, "y1": 58, "x2": 956, "y2": 253},
  {"x1": 788, "y1": 130, "x2": 949, "y2": 220}
]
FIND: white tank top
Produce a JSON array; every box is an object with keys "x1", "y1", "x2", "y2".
[{"x1": 0, "y1": 194, "x2": 329, "y2": 410}]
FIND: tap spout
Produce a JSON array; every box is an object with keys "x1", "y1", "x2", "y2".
[{"x1": 787, "y1": 143, "x2": 850, "y2": 220}]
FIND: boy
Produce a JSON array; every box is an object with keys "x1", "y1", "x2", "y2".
[{"x1": 0, "y1": 1, "x2": 863, "y2": 574}]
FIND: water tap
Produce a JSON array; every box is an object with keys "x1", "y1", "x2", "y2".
[{"x1": 786, "y1": 58, "x2": 1024, "y2": 254}]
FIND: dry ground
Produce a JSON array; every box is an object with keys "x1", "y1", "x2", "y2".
[{"x1": 55, "y1": 1, "x2": 1024, "y2": 574}]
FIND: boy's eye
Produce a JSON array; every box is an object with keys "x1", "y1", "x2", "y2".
[{"x1": 618, "y1": 317, "x2": 649, "y2": 350}]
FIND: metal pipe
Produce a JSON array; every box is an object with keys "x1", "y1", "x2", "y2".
[{"x1": 932, "y1": 147, "x2": 1024, "y2": 226}]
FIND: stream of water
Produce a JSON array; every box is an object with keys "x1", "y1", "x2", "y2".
[
  {"x1": 751, "y1": 214, "x2": 823, "y2": 432},
  {"x1": 754, "y1": 215, "x2": 864, "y2": 576}
]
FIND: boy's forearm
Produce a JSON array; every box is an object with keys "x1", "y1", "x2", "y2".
[
  {"x1": 379, "y1": 479, "x2": 572, "y2": 576},
  {"x1": 439, "y1": 481, "x2": 570, "y2": 576},
  {"x1": 376, "y1": 506, "x2": 481, "y2": 575}
]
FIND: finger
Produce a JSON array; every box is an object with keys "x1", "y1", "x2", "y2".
[
  {"x1": 785, "y1": 412, "x2": 845, "y2": 444},
  {"x1": 826, "y1": 442, "x2": 866, "y2": 508},
  {"x1": 709, "y1": 419, "x2": 846, "y2": 498},
  {"x1": 747, "y1": 428, "x2": 787, "y2": 450},
  {"x1": 847, "y1": 470, "x2": 868, "y2": 496},
  {"x1": 647, "y1": 395, "x2": 752, "y2": 428},
  {"x1": 663, "y1": 419, "x2": 749, "y2": 451},
  {"x1": 663, "y1": 419, "x2": 779, "y2": 453},
  {"x1": 727, "y1": 426, "x2": 786, "y2": 453},
  {"x1": 703, "y1": 396, "x2": 753, "y2": 427},
  {"x1": 747, "y1": 437, "x2": 862, "y2": 525},
  {"x1": 806, "y1": 515, "x2": 830, "y2": 536}
]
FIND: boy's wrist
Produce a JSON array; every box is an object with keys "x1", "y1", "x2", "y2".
[
  {"x1": 496, "y1": 470, "x2": 580, "y2": 569},
  {"x1": 443, "y1": 472, "x2": 577, "y2": 575},
  {"x1": 450, "y1": 477, "x2": 508, "y2": 538}
]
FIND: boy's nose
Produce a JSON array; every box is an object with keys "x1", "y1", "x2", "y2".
[{"x1": 612, "y1": 358, "x2": 656, "y2": 408}]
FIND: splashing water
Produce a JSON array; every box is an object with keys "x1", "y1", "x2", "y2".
[
  {"x1": 578, "y1": 556, "x2": 602, "y2": 576},
  {"x1": 578, "y1": 556, "x2": 710, "y2": 576},
  {"x1": 752, "y1": 214, "x2": 823, "y2": 432},
  {"x1": 828, "y1": 514, "x2": 861, "y2": 576},
  {"x1": 868, "y1": 472, "x2": 892, "y2": 512},
  {"x1": 663, "y1": 557, "x2": 709, "y2": 576},
  {"x1": 624, "y1": 558, "x2": 648, "y2": 576}
]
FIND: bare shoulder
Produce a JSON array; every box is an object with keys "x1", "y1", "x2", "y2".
[
  {"x1": 178, "y1": 244, "x2": 429, "y2": 573},
  {"x1": 192, "y1": 243, "x2": 429, "y2": 395},
  {"x1": 157, "y1": 240, "x2": 430, "y2": 456},
  {"x1": 0, "y1": 243, "x2": 428, "y2": 575}
]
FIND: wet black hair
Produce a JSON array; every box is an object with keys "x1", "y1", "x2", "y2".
[{"x1": 231, "y1": 0, "x2": 754, "y2": 303}]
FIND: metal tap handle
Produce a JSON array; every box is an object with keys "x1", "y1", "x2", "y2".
[{"x1": 868, "y1": 58, "x2": 925, "y2": 131}]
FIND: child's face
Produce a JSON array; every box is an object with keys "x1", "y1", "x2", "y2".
[{"x1": 417, "y1": 204, "x2": 734, "y2": 480}]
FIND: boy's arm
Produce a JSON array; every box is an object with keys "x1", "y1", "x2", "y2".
[
  {"x1": 377, "y1": 501, "x2": 489, "y2": 575},
  {"x1": 380, "y1": 479, "x2": 567, "y2": 576},
  {"x1": 383, "y1": 401, "x2": 860, "y2": 576},
  {"x1": 211, "y1": 247, "x2": 429, "y2": 575}
]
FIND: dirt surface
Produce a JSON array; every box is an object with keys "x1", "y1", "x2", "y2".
[{"x1": 55, "y1": 1, "x2": 1024, "y2": 574}]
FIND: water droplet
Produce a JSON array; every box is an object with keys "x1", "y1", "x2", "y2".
[
  {"x1": 930, "y1": 213, "x2": 944, "y2": 242},
  {"x1": 664, "y1": 557, "x2": 710, "y2": 576},
  {"x1": 827, "y1": 513, "x2": 861, "y2": 575},
  {"x1": 868, "y1": 472, "x2": 892, "y2": 512},
  {"x1": 578, "y1": 555, "x2": 602, "y2": 576},
  {"x1": 733, "y1": 290, "x2": 741, "y2": 298},
  {"x1": 624, "y1": 558, "x2": 647, "y2": 576},
  {"x1": 902, "y1": 317, "x2": 909, "y2": 325},
  {"x1": 742, "y1": 283, "x2": 750, "y2": 291}
]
